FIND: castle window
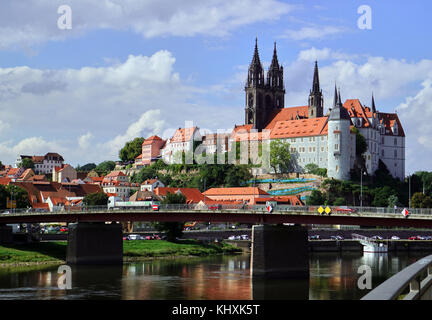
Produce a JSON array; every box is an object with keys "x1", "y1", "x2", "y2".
[
  {"x1": 336, "y1": 165, "x2": 339, "y2": 173},
  {"x1": 335, "y1": 144, "x2": 339, "y2": 151},
  {"x1": 394, "y1": 150, "x2": 397, "y2": 158},
  {"x1": 394, "y1": 138, "x2": 397, "y2": 146}
]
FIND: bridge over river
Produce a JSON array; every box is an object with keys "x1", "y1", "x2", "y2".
[{"x1": 1, "y1": 205, "x2": 432, "y2": 282}]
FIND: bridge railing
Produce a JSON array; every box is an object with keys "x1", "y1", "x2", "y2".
[
  {"x1": 361, "y1": 255, "x2": 432, "y2": 300},
  {"x1": 4, "y1": 204, "x2": 432, "y2": 216}
]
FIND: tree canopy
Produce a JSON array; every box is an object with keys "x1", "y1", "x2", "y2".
[
  {"x1": 83, "y1": 192, "x2": 108, "y2": 206},
  {"x1": 95, "y1": 161, "x2": 116, "y2": 175},
  {"x1": 270, "y1": 139, "x2": 292, "y2": 174},
  {"x1": 18, "y1": 158, "x2": 34, "y2": 169},
  {"x1": 119, "y1": 137, "x2": 145, "y2": 163}
]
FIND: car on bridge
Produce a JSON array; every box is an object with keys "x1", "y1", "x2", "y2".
[
  {"x1": 408, "y1": 236, "x2": 422, "y2": 240},
  {"x1": 334, "y1": 206, "x2": 357, "y2": 213},
  {"x1": 126, "y1": 234, "x2": 145, "y2": 240}
]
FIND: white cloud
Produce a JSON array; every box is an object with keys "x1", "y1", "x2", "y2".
[
  {"x1": 0, "y1": 50, "x2": 241, "y2": 166},
  {"x1": 281, "y1": 26, "x2": 347, "y2": 41},
  {"x1": 297, "y1": 47, "x2": 358, "y2": 62},
  {"x1": 0, "y1": 0, "x2": 295, "y2": 49},
  {"x1": 397, "y1": 80, "x2": 432, "y2": 172}
]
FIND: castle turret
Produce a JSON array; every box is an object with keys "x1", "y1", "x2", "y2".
[{"x1": 327, "y1": 86, "x2": 352, "y2": 180}]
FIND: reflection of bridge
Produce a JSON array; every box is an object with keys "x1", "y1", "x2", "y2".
[
  {"x1": 352, "y1": 234, "x2": 388, "y2": 253},
  {"x1": 2, "y1": 205, "x2": 432, "y2": 280}
]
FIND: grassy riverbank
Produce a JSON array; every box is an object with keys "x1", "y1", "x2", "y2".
[{"x1": 0, "y1": 240, "x2": 242, "y2": 267}]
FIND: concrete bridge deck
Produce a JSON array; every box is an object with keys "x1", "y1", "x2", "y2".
[{"x1": 1, "y1": 208, "x2": 432, "y2": 229}]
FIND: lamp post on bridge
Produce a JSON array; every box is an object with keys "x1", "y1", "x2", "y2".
[{"x1": 360, "y1": 169, "x2": 367, "y2": 211}]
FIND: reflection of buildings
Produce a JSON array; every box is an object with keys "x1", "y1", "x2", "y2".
[{"x1": 121, "y1": 256, "x2": 251, "y2": 300}]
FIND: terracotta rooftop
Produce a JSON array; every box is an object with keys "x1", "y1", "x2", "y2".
[
  {"x1": 170, "y1": 127, "x2": 199, "y2": 143},
  {"x1": 270, "y1": 117, "x2": 329, "y2": 139},
  {"x1": 203, "y1": 187, "x2": 269, "y2": 196},
  {"x1": 154, "y1": 187, "x2": 207, "y2": 204}
]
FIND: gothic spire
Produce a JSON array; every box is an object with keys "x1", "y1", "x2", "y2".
[
  {"x1": 371, "y1": 93, "x2": 377, "y2": 114},
  {"x1": 250, "y1": 37, "x2": 262, "y2": 68},
  {"x1": 269, "y1": 42, "x2": 279, "y2": 70},
  {"x1": 312, "y1": 61, "x2": 320, "y2": 93},
  {"x1": 333, "y1": 83, "x2": 338, "y2": 107}
]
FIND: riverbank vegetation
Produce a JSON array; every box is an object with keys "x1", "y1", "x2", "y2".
[{"x1": 0, "y1": 240, "x2": 242, "y2": 267}]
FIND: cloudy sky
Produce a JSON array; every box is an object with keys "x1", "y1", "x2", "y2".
[{"x1": 0, "y1": 0, "x2": 431, "y2": 174}]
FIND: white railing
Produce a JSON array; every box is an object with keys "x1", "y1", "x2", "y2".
[{"x1": 362, "y1": 255, "x2": 432, "y2": 300}]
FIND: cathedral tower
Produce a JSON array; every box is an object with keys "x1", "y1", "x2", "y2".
[
  {"x1": 245, "y1": 39, "x2": 285, "y2": 131},
  {"x1": 308, "y1": 61, "x2": 324, "y2": 118}
]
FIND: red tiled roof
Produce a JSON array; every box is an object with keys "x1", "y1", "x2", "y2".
[
  {"x1": 32, "y1": 203, "x2": 49, "y2": 210},
  {"x1": 265, "y1": 106, "x2": 309, "y2": 130},
  {"x1": 378, "y1": 112, "x2": 405, "y2": 137},
  {"x1": 0, "y1": 177, "x2": 11, "y2": 185},
  {"x1": 203, "y1": 187, "x2": 269, "y2": 196},
  {"x1": 143, "y1": 135, "x2": 163, "y2": 145},
  {"x1": 270, "y1": 117, "x2": 328, "y2": 139},
  {"x1": 170, "y1": 127, "x2": 198, "y2": 143},
  {"x1": 105, "y1": 170, "x2": 126, "y2": 177},
  {"x1": 154, "y1": 187, "x2": 206, "y2": 204}
]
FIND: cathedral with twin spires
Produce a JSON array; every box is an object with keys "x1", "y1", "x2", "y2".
[{"x1": 241, "y1": 39, "x2": 405, "y2": 181}]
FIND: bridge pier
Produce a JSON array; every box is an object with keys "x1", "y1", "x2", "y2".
[
  {"x1": 0, "y1": 225, "x2": 12, "y2": 244},
  {"x1": 66, "y1": 222, "x2": 123, "y2": 265},
  {"x1": 250, "y1": 225, "x2": 309, "y2": 279}
]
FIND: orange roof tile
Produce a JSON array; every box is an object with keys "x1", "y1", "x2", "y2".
[
  {"x1": 378, "y1": 112, "x2": 405, "y2": 137},
  {"x1": 343, "y1": 99, "x2": 371, "y2": 128},
  {"x1": 170, "y1": 127, "x2": 198, "y2": 143},
  {"x1": 143, "y1": 135, "x2": 163, "y2": 145},
  {"x1": 0, "y1": 177, "x2": 11, "y2": 185},
  {"x1": 154, "y1": 187, "x2": 206, "y2": 203},
  {"x1": 265, "y1": 106, "x2": 309, "y2": 130},
  {"x1": 203, "y1": 187, "x2": 269, "y2": 196},
  {"x1": 270, "y1": 117, "x2": 328, "y2": 139}
]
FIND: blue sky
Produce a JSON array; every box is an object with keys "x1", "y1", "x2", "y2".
[{"x1": 0, "y1": 0, "x2": 431, "y2": 174}]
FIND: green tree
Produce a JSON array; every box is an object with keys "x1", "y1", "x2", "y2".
[
  {"x1": 387, "y1": 195, "x2": 399, "y2": 208},
  {"x1": 270, "y1": 139, "x2": 292, "y2": 174},
  {"x1": 307, "y1": 190, "x2": 326, "y2": 205},
  {"x1": 411, "y1": 192, "x2": 432, "y2": 208},
  {"x1": 95, "y1": 161, "x2": 116, "y2": 175},
  {"x1": 119, "y1": 137, "x2": 145, "y2": 162},
  {"x1": 305, "y1": 163, "x2": 327, "y2": 177},
  {"x1": 83, "y1": 192, "x2": 108, "y2": 206},
  {"x1": 18, "y1": 158, "x2": 34, "y2": 169},
  {"x1": 352, "y1": 127, "x2": 368, "y2": 157},
  {"x1": 153, "y1": 192, "x2": 186, "y2": 241},
  {"x1": 76, "y1": 163, "x2": 97, "y2": 172},
  {"x1": 2, "y1": 185, "x2": 30, "y2": 209}
]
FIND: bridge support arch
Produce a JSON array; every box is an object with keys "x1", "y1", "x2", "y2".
[
  {"x1": 66, "y1": 222, "x2": 123, "y2": 265},
  {"x1": 250, "y1": 225, "x2": 309, "y2": 279}
]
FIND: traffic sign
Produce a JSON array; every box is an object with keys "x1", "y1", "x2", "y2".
[
  {"x1": 153, "y1": 204, "x2": 159, "y2": 211},
  {"x1": 318, "y1": 206, "x2": 331, "y2": 215},
  {"x1": 266, "y1": 205, "x2": 273, "y2": 213},
  {"x1": 401, "y1": 208, "x2": 409, "y2": 218}
]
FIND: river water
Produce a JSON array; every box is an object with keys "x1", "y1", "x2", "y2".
[{"x1": 0, "y1": 252, "x2": 428, "y2": 300}]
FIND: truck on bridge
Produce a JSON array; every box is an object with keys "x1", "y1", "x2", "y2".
[{"x1": 107, "y1": 196, "x2": 160, "y2": 210}]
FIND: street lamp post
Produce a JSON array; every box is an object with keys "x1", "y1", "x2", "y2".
[
  {"x1": 360, "y1": 170, "x2": 363, "y2": 211},
  {"x1": 409, "y1": 174, "x2": 411, "y2": 209},
  {"x1": 360, "y1": 170, "x2": 366, "y2": 211}
]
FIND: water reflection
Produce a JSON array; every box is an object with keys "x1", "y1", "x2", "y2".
[{"x1": 0, "y1": 252, "x2": 429, "y2": 300}]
